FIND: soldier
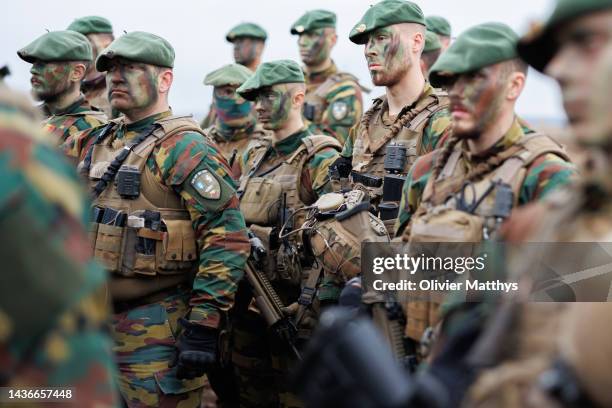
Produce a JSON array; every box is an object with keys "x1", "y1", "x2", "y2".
[
  {"x1": 234, "y1": 59, "x2": 341, "y2": 407},
  {"x1": 394, "y1": 22, "x2": 576, "y2": 346},
  {"x1": 331, "y1": 0, "x2": 451, "y2": 234},
  {"x1": 67, "y1": 16, "x2": 116, "y2": 118},
  {"x1": 202, "y1": 63, "x2": 270, "y2": 177},
  {"x1": 291, "y1": 9, "x2": 364, "y2": 145},
  {"x1": 201, "y1": 22, "x2": 267, "y2": 129},
  {"x1": 17, "y1": 30, "x2": 107, "y2": 145},
  {"x1": 426, "y1": 15, "x2": 452, "y2": 51},
  {"x1": 461, "y1": 1, "x2": 612, "y2": 406},
  {"x1": 65, "y1": 31, "x2": 250, "y2": 407},
  {"x1": 0, "y1": 84, "x2": 119, "y2": 407},
  {"x1": 420, "y1": 30, "x2": 442, "y2": 76}
]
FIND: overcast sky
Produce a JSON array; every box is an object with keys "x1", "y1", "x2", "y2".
[{"x1": 2, "y1": 0, "x2": 564, "y2": 123}]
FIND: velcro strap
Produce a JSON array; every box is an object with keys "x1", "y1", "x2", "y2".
[{"x1": 137, "y1": 229, "x2": 164, "y2": 241}]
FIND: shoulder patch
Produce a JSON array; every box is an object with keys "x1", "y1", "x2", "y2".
[
  {"x1": 331, "y1": 100, "x2": 349, "y2": 120},
  {"x1": 191, "y1": 169, "x2": 221, "y2": 200}
]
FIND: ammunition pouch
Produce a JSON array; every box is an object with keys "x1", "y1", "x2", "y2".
[
  {"x1": 239, "y1": 177, "x2": 282, "y2": 225},
  {"x1": 407, "y1": 207, "x2": 485, "y2": 243},
  {"x1": 91, "y1": 209, "x2": 198, "y2": 278}
]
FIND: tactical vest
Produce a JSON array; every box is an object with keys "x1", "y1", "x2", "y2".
[
  {"x1": 239, "y1": 134, "x2": 341, "y2": 287},
  {"x1": 402, "y1": 132, "x2": 569, "y2": 342},
  {"x1": 303, "y1": 72, "x2": 359, "y2": 124},
  {"x1": 86, "y1": 115, "x2": 208, "y2": 301},
  {"x1": 351, "y1": 89, "x2": 449, "y2": 178}
]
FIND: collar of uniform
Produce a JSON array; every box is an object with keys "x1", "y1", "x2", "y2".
[
  {"x1": 124, "y1": 110, "x2": 172, "y2": 133},
  {"x1": 43, "y1": 94, "x2": 89, "y2": 117},
  {"x1": 462, "y1": 116, "x2": 528, "y2": 162},
  {"x1": 378, "y1": 82, "x2": 434, "y2": 125},
  {"x1": 272, "y1": 127, "x2": 310, "y2": 156},
  {"x1": 304, "y1": 60, "x2": 338, "y2": 85}
]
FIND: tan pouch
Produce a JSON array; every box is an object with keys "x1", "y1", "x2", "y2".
[
  {"x1": 94, "y1": 224, "x2": 125, "y2": 272},
  {"x1": 408, "y1": 208, "x2": 484, "y2": 243},
  {"x1": 157, "y1": 219, "x2": 198, "y2": 274},
  {"x1": 239, "y1": 177, "x2": 282, "y2": 225}
]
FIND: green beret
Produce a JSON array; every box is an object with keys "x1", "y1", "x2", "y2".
[
  {"x1": 17, "y1": 30, "x2": 92, "y2": 63},
  {"x1": 290, "y1": 9, "x2": 336, "y2": 35},
  {"x1": 237, "y1": 59, "x2": 304, "y2": 101},
  {"x1": 349, "y1": 0, "x2": 426, "y2": 44},
  {"x1": 517, "y1": 0, "x2": 612, "y2": 72},
  {"x1": 67, "y1": 15, "x2": 113, "y2": 34},
  {"x1": 204, "y1": 63, "x2": 254, "y2": 87},
  {"x1": 429, "y1": 22, "x2": 519, "y2": 87},
  {"x1": 96, "y1": 31, "x2": 175, "y2": 72},
  {"x1": 226, "y1": 22, "x2": 268, "y2": 42},
  {"x1": 426, "y1": 16, "x2": 451, "y2": 37},
  {"x1": 424, "y1": 30, "x2": 442, "y2": 53}
]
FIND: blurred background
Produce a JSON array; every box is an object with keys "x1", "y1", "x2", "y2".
[{"x1": 1, "y1": 0, "x2": 564, "y2": 126}]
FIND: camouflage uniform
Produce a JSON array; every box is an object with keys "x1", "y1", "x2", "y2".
[
  {"x1": 0, "y1": 85, "x2": 119, "y2": 407},
  {"x1": 66, "y1": 32, "x2": 250, "y2": 408},
  {"x1": 205, "y1": 124, "x2": 268, "y2": 177},
  {"x1": 42, "y1": 96, "x2": 107, "y2": 145},
  {"x1": 233, "y1": 60, "x2": 341, "y2": 407},
  {"x1": 302, "y1": 62, "x2": 364, "y2": 146}
]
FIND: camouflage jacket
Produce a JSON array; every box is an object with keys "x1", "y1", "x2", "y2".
[
  {"x1": 42, "y1": 95, "x2": 107, "y2": 145},
  {"x1": 0, "y1": 87, "x2": 118, "y2": 406},
  {"x1": 65, "y1": 110, "x2": 250, "y2": 329},
  {"x1": 304, "y1": 61, "x2": 364, "y2": 146},
  {"x1": 395, "y1": 118, "x2": 577, "y2": 236}
]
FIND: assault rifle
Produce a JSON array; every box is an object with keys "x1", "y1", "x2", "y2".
[{"x1": 246, "y1": 230, "x2": 301, "y2": 359}]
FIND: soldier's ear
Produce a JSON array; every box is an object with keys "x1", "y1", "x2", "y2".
[
  {"x1": 292, "y1": 88, "x2": 305, "y2": 107},
  {"x1": 506, "y1": 71, "x2": 526, "y2": 101},
  {"x1": 71, "y1": 63, "x2": 87, "y2": 82},
  {"x1": 158, "y1": 68, "x2": 173, "y2": 94}
]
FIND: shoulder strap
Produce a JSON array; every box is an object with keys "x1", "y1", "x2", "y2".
[
  {"x1": 287, "y1": 134, "x2": 342, "y2": 165},
  {"x1": 237, "y1": 138, "x2": 273, "y2": 196}
]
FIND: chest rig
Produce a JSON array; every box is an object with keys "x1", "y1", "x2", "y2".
[
  {"x1": 84, "y1": 115, "x2": 209, "y2": 300},
  {"x1": 303, "y1": 71, "x2": 358, "y2": 124},
  {"x1": 350, "y1": 90, "x2": 449, "y2": 231},
  {"x1": 402, "y1": 132, "x2": 569, "y2": 342},
  {"x1": 206, "y1": 125, "x2": 267, "y2": 168},
  {"x1": 238, "y1": 134, "x2": 341, "y2": 289}
]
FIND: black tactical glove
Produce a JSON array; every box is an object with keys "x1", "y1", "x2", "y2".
[
  {"x1": 172, "y1": 318, "x2": 218, "y2": 380},
  {"x1": 329, "y1": 155, "x2": 353, "y2": 179}
]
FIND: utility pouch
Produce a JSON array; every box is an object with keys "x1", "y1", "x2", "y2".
[
  {"x1": 408, "y1": 207, "x2": 484, "y2": 243},
  {"x1": 382, "y1": 174, "x2": 406, "y2": 202},
  {"x1": 116, "y1": 165, "x2": 141, "y2": 199},
  {"x1": 239, "y1": 177, "x2": 282, "y2": 225},
  {"x1": 156, "y1": 219, "x2": 198, "y2": 274}
]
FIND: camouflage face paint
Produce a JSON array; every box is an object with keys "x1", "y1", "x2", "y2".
[
  {"x1": 30, "y1": 61, "x2": 73, "y2": 102},
  {"x1": 298, "y1": 28, "x2": 331, "y2": 67},
  {"x1": 365, "y1": 26, "x2": 409, "y2": 86},
  {"x1": 106, "y1": 59, "x2": 159, "y2": 114},
  {"x1": 213, "y1": 85, "x2": 255, "y2": 136},
  {"x1": 254, "y1": 84, "x2": 292, "y2": 130},
  {"x1": 449, "y1": 65, "x2": 507, "y2": 138},
  {"x1": 233, "y1": 37, "x2": 258, "y2": 66}
]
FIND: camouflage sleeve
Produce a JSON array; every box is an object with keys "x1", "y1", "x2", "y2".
[
  {"x1": 419, "y1": 107, "x2": 452, "y2": 152},
  {"x1": 0, "y1": 126, "x2": 118, "y2": 405},
  {"x1": 394, "y1": 151, "x2": 438, "y2": 236},
  {"x1": 519, "y1": 153, "x2": 577, "y2": 204},
  {"x1": 310, "y1": 79, "x2": 363, "y2": 146},
  {"x1": 60, "y1": 125, "x2": 102, "y2": 161},
  {"x1": 154, "y1": 131, "x2": 249, "y2": 328},
  {"x1": 302, "y1": 146, "x2": 340, "y2": 199},
  {"x1": 43, "y1": 114, "x2": 106, "y2": 146}
]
